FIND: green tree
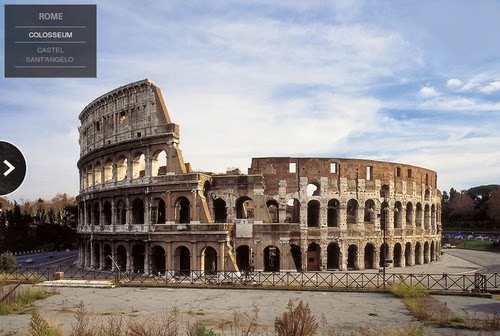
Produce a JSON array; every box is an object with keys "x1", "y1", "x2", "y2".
[{"x1": 0, "y1": 252, "x2": 15, "y2": 271}]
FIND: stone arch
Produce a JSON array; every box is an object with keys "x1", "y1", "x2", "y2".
[
  {"x1": 151, "y1": 149, "x2": 167, "y2": 177},
  {"x1": 379, "y1": 242, "x2": 389, "y2": 268},
  {"x1": 415, "y1": 242, "x2": 422, "y2": 265},
  {"x1": 406, "y1": 202, "x2": 413, "y2": 225},
  {"x1": 307, "y1": 242, "x2": 321, "y2": 271},
  {"x1": 132, "y1": 244, "x2": 145, "y2": 272},
  {"x1": 347, "y1": 199, "x2": 358, "y2": 224},
  {"x1": 155, "y1": 198, "x2": 166, "y2": 224},
  {"x1": 174, "y1": 245, "x2": 191, "y2": 276},
  {"x1": 424, "y1": 241, "x2": 430, "y2": 263},
  {"x1": 236, "y1": 196, "x2": 254, "y2": 219},
  {"x1": 201, "y1": 246, "x2": 218, "y2": 274},
  {"x1": 132, "y1": 198, "x2": 144, "y2": 224},
  {"x1": 263, "y1": 245, "x2": 280, "y2": 272},
  {"x1": 86, "y1": 164, "x2": 93, "y2": 186},
  {"x1": 93, "y1": 202, "x2": 100, "y2": 225},
  {"x1": 116, "y1": 200, "x2": 126, "y2": 225},
  {"x1": 424, "y1": 204, "x2": 430, "y2": 229},
  {"x1": 266, "y1": 199, "x2": 279, "y2": 223},
  {"x1": 104, "y1": 159, "x2": 113, "y2": 181},
  {"x1": 94, "y1": 162, "x2": 102, "y2": 184},
  {"x1": 116, "y1": 244, "x2": 127, "y2": 271},
  {"x1": 347, "y1": 244, "x2": 358, "y2": 270},
  {"x1": 213, "y1": 198, "x2": 227, "y2": 223},
  {"x1": 151, "y1": 245, "x2": 166, "y2": 274},
  {"x1": 405, "y1": 242, "x2": 412, "y2": 266},
  {"x1": 307, "y1": 200, "x2": 320, "y2": 227},
  {"x1": 236, "y1": 245, "x2": 251, "y2": 272},
  {"x1": 364, "y1": 200, "x2": 376, "y2": 223},
  {"x1": 103, "y1": 201, "x2": 112, "y2": 225},
  {"x1": 416, "y1": 203, "x2": 423, "y2": 226},
  {"x1": 286, "y1": 199, "x2": 300, "y2": 223},
  {"x1": 86, "y1": 203, "x2": 91, "y2": 225},
  {"x1": 430, "y1": 241, "x2": 435, "y2": 262},
  {"x1": 393, "y1": 243, "x2": 403, "y2": 267},
  {"x1": 394, "y1": 201, "x2": 403, "y2": 228},
  {"x1": 431, "y1": 204, "x2": 436, "y2": 229},
  {"x1": 175, "y1": 197, "x2": 190, "y2": 223},
  {"x1": 203, "y1": 181, "x2": 211, "y2": 199},
  {"x1": 327, "y1": 199, "x2": 339, "y2": 227},
  {"x1": 103, "y1": 244, "x2": 112, "y2": 269},
  {"x1": 117, "y1": 156, "x2": 128, "y2": 181},
  {"x1": 93, "y1": 242, "x2": 100, "y2": 268},
  {"x1": 364, "y1": 243, "x2": 375, "y2": 269},
  {"x1": 327, "y1": 243, "x2": 340, "y2": 270},
  {"x1": 424, "y1": 188, "x2": 431, "y2": 201},
  {"x1": 132, "y1": 153, "x2": 146, "y2": 179}
]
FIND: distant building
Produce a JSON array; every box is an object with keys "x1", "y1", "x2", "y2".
[{"x1": 76, "y1": 79, "x2": 441, "y2": 274}]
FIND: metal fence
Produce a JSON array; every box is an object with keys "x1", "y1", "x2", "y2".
[{"x1": 2, "y1": 265, "x2": 499, "y2": 293}]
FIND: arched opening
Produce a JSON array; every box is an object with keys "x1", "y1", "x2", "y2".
[
  {"x1": 406, "y1": 202, "x2": 413, "y2": 225},
  {"x1": 103, "y1": 244, "x2": 112, "y2": 270},
  {"x1": 236, "y1": 196, "x2": 255, "y2": 219},
  {"x1": 405, "y1": 242, "x2": 412, "y2": 267},
  {"x1": 307, "y1": 182, "x2": 320, "y2": 196},
  {"x1": 214, "y1": 198, "x2": 227, "y2": 223},
  {"x1": 151, "y1": 149, "x2": 167, "y2": 177},
  {"x1": 327, "y1": 243, "x2": 340, "y2": 270},
  {"x1": 157, "y1": 198, "x2": 166, "y2": 224},
  {"x1": 201, "y1": 246, "x2": 217, "y2": 274},
  {"x1": 394, "y1": 243, "x2": 402, "y2": 267},
  {"x1": 116, "y1": 245, "x2": 127, "y2": 271},
  {"x1": 424, "y1": 189, "x2": 430, "y2": 201},
  {"x1": 416, "y1": 203, "x2": 423, "y2": 227},
  {"x1": 117, "y1": 156, "x2": 127, "y2": 181},
  {"x1": 424, "y1": 205, "x2": 430, "y2": 229},
  {"x1": 380, "y1": 201, "x2": 389, "y2": 230},
  {"x1": 347, "y1": 199, "x2": 358, "y2": 224},
  {"x1": 132, "y1": 153, "x2": 146, "y2": 179},
  {"x1": 307, "y1": 200, "x2": 320, "y2": 227},
  {"x1": 175, "y1": 246, "x2": 191, "y2": 276},
  {"x1": 236, "y1": 245, "x2": 251, "y2": 272},
  {"x1": 431, "y1": 204, "x2": 436, "y2": 230},
  {"x1": 87, "y1": 165, "x2": 93, "y2": 186},
  {"x1": 266, "y1": 200, "x2": 279, "y2": 223},
  {"x1": 132, "y1": 244, "x2": 145, "y2": 272},
  {"x1": 415, "y1": 242, "x2": 422, "y2": 265},
  {"x1": 86, "y1": 203, "x2": 91, "y2": 225},
  {"x1": 290, "y1": 244, "x2": 302, "y2": 271},
  {"x1": 364, "y1": 200, "x2": 376, "y2": 223},
  {"x1": 263, "y1": 245, "x2": 280, "y2": 272},
  {"x1": 93, "y1": 243, "x2": 100, "y2": 268},
  {"x1": 94, "y1": 162, "x2": 102, "y2": 184},
  {"x1": 117, "y1": 200, "x2": 126, "y2": 225},
  {"x1": 93, "y1": 203, "x2": 100, "y2": 226},
  {"x1": 379, "y1": 243, "x2": 389, "y2": 268},
  {"x1": 104, "y1": 159, "x2": 113, "y2": 181},
  {"x1": 176, "y1": 197, "x2": 190, "y2": 223},
  {"x1": 151, "y1": 245, "x2": 166, "y2": 274},
  {"x1": 364, "y1": 243, "x2": 375, "y2": 269},
  {"x1": 307, "y1": 243, "x2": 320, "y2": 271},
  {"x1": 394, "y1": 202, "x2": 402, "y2": 228},
  {"x1": 327, "y1": 199, "x2": 339, "y2": 227},
  {"x1": 132, "y1": 198, "x2": 144, "y2": 224},
  {"x1": 424, "y1": 242, "x2": 429, "y2": 263},
  {"x1": 347, "y1": 245, "x2": 358, "y2": 270},
  {"x1": 430, "y1": 241, "x2": 435, "y2": 262},
  {"x1": 203, "y1": 181, "x2": 211, "y2": 199},
  {"x1": 286, "y1": 199, "x2": 300, "y2": 223},
  {"x1": 103, "y1": 201, "x2": 112, "y2": 225}
]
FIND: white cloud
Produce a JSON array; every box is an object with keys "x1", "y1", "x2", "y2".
[
  {"x1": 446, "y1": 78, "x2": 463, "y2": 89},
  {"x1": 480, "y1": 81, "x2": 500, "y2": 94},
  {"x1": 418, "y1": 86, "x2": 439, "y2": 98}
]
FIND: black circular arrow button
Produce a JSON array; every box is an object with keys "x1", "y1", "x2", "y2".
[{"x1": 0, "y1": 141, "x2": 27, "y2": 196}]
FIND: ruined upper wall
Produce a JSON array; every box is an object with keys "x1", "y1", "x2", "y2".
[
  {"x1": 249, "y1": 157, "x2": 438, "y2": 196},
  {"x1": 78, "y1": 79, "x2": 177, "y2": 157}
]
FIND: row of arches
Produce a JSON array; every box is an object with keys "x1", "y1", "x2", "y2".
[
  {"x1": 80, "y1": 149, "x2": 168, "y2": 189},
  {"x1": 80, "y1": 239, "x2": 439, "y2": 273}
]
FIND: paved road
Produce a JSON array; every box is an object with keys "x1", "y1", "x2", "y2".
[{"x1": 1, "y1": 249, "x2": 499, "y2": 336}]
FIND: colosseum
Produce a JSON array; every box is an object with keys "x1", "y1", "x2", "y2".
[{"x1": 76, "y1": 79, "x2": 442, "y2": 275}]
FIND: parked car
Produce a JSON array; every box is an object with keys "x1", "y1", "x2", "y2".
[{"x1": 442, "y1": 243, "x2": 455, "y2": 249}]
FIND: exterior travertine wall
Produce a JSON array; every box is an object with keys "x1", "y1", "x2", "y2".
[{"x1": 77, "y1": 79, "x2": 442, "y2": 275}]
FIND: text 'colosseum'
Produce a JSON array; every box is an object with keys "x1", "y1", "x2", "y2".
[{"x1": 77, "y1": 79, "x2": 442, "y2": 275}]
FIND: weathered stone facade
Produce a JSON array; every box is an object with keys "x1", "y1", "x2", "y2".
[{"x1": 77, "y1": 79, "x2": 442, "y2": 274}]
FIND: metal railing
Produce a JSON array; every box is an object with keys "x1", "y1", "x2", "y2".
[{"x1": 2, "y1": 266, "x2": 498, "y2": 293}]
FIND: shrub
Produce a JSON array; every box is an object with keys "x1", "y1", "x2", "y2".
[
  {"x1": 274, "y1": 300, "x2": 317, "y2": 336},
  {"x1": 0, "y1": 252, "x2": 15, "y2": 271}
]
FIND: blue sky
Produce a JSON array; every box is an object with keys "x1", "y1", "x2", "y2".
[{"x1": 1, "y1": 0, "x2": 499, "y2": 201}]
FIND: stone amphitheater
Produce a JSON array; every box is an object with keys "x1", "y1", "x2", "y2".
[{"x1": 76, "y1": 79, "x2": 441, "y2": 275}]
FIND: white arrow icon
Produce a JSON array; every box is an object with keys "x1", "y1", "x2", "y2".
[{"x1": 3, "y1": 160, "x2": 15, "y2": 176}]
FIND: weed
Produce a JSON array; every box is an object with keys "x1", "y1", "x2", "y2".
[
  {"x1": 29, "y1": 308, "x2": 63, "y2": 336},
  {"x1": 274, "y1": 300, "x2": 318, "y2": 336}
]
